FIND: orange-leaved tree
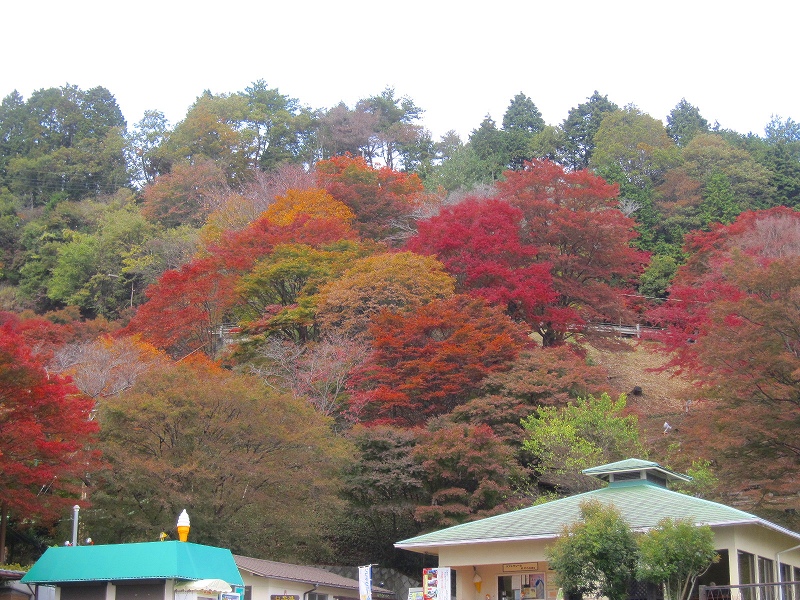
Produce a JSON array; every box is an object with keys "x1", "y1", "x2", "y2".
[
  {"x1": 348, "y1": 294, "x2": 529, "y2": 426},
  {"x1": 263, "y1": 188, "x2": 356, "y2": 227},
  {"x1": 315, "y1": 251, "x2": 455, "y2": 339}
]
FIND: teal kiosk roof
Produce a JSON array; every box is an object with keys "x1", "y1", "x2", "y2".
[{"x1": 22, "y1": 541, "x2": 244, "y2": 585}]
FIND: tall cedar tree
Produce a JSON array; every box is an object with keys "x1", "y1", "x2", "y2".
[
  {"x1": 0, "y1": 314, "x2": 100, "y2": 562},
  {"x1": 349, "y1": 295, "x2": 529, "y2": 426}
]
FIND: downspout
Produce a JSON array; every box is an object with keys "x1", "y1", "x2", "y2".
[
  {"x1": 776, "y1": 543, "x2": 800, "y2": 600},
  {"x1": 304, "y1": 584, "x2": 319, "y2": 600}
]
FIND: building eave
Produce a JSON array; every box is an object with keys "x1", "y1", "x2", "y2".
[{"x1": 396, "y1": 517, "x2": 800, "y2": 555}]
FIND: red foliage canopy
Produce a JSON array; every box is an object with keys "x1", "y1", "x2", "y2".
[
  {"x1": 648, "y1": 207, "x2": 800, "y2": 371},
  {"x1": 406, "y1": 196, "x2": 558, "y2": 331},
  {"x1": 127, "y1": 212, "x2": 359, "y2": 356},
  {"x1": 647, "y1": 207, "x2": 800, "y2": 487},
  {"x1": 409, "y1": 161, "x2": 648, "y2": 345},
  {"x1": 124, "y1": 257, "x2": 239, "y2": 358},
  {"x1": 0, "y1": 314, "x2": 100, "y2": 523},
  {"x1": 348, "y1": 295, "x2": 529, "y2": 426},
  {"x1": 316, "y1": 154, "x2": 425, "y2": 241},
  {"x1": 209, "y1": 212, "x2": 359, "y2": 273}
]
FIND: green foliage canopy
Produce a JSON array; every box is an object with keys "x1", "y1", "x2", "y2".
[
  {"x1": 546, "y1": 499, "x2": 639, "y2": 600},
  {"x1": 637, "y1": 518, "x2": 719, "y2": 600}
]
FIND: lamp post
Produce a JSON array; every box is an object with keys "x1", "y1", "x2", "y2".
[{"x1": 71, "y1": 505, "x2": 80, "y2": 546}]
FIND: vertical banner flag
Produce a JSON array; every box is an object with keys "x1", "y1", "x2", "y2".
[
  {"x1": 423, "y1": 567, "x2": 451, "y2": 600},
  {"x1": 360, "y1": 565, "x2": 373, "y2": 600}
]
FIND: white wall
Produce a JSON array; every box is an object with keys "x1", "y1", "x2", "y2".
[{"x1": 240, "y1": 573, "x2": 359, "y2": 600}]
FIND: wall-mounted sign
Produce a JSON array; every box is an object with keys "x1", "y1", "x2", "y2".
[
  {"x1": 423, "y1": 567, "x2": 451, "y2": 600},
  {"x1": 272, "y1": 595, "x2": 300, "y2": 600},
  {"x1": 502, "y1": 563, "x2": 540, "y2": 573},
  {"x1": 520, "y1": 574, "x2": 546, "y2": 600}
]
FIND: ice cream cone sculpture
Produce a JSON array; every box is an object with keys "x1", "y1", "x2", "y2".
[{"x1": 176, "y1": 509, "x2": 190, "y2": 542}]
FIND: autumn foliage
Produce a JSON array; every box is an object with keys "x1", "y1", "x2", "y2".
[
  {"x1": 409, "y1": 160, "x2": 648, "y2": 345},
  {"x1": 0, "y1": 313, "x2": 100, "y2": 526},
  {"x1": 349, "y1": 295, "x2": 529, "y2": 426},
  {"x1": 125, "y1": 257, "x2": 239, "y2": 357},
  {"x1": 316, "y1": 154, "x2": 427, "y2": 240},
  {"x1": 264, "y1": 187, "x2": 356, "y2": 226},
  {"x1": 648, "y1": 207, "x2": 800, "y2": 488}
]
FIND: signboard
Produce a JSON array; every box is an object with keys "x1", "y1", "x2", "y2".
[
  {"x1": 408, "y1": 588, "x2": 424, "y2": 600},
  {"x1": 422, "y1": 567, "x2": 451, "y2": 600},
  {"x1": 272, "y1": 596, "x2": 300, "y2": 600},
  {"x1": 502, "y1": 563, "x2": 540, "y2": 573},
  {"x1": 360, "y1": 565, "x2": 373, "y2": 600}
]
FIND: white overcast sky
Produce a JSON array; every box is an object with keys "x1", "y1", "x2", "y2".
[{"x1": 3, "y1": 1, "x2": 798, "y2": 142}]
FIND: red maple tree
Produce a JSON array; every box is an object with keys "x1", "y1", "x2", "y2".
[
  {"x1": 648, "y1": 207, "x2": 800, "y2": 492},
  {"x1": 0, "y1": 314, "x2": 100, "y2": 561},
  {"x1": 409, "y1": 161, "x2": 647, "y2": 345},
  {"x1": 316, "y1": 154, "x2": 426, "y2": 241},
  {"x1": 348, "y1": 295, "x2": 529, "y2": 426},
  {"x1": 124, "y1": 257, "x2": 239, "y2": 358}
]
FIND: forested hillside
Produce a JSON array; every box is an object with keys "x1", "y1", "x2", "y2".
[{"x1": 1, "y1": 82, "x2": 798, "y2": 571}]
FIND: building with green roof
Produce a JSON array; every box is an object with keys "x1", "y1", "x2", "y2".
[
  {"x1": 21, "y1": 540, "x2": 243, "y2": 600},
  {"x1": 395, "y1": 459, "x2": 800, "y2": 600}
]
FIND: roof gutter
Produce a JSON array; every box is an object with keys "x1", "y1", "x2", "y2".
[{"x1": 396, "y1": 517, "x2": 800, "y2": 552}]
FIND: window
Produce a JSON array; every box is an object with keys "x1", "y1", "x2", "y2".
[
  {"x1": 779, "y1": 563, "x2": 794, "y2": 600},
  {"x1": 499, "y1": 575, "x2": 515, "y2": 600},
  {"x1": 759, "y1": 557, "x2": 776, "y2": 584},
  {"x1": 739, "y1": 552, "x2": 756, "y2": 600},
  {"x1": 794, "y1": 568, "x2": 800, "y2": 600},
  {"x1": 759, "y1": 556, "x2": 777, "y2": 600},
  {"x1": 308, "y1": 593, "x2": 328, "y2": 600},
  {"x1": 739, "y1": 552, "x2": 756, "y2": 583}
]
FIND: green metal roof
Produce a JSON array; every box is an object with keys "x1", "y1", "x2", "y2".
[
  {"x1": 21, "y1": 541, "x2": 244, "y2": 585},
  {"x1": 396, "y1": 478, "x2": 800, "y2": 550}
]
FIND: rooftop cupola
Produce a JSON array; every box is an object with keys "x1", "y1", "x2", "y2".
[{"x1": 581, "y1": 458, "x2": 692, "y2": 488}]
